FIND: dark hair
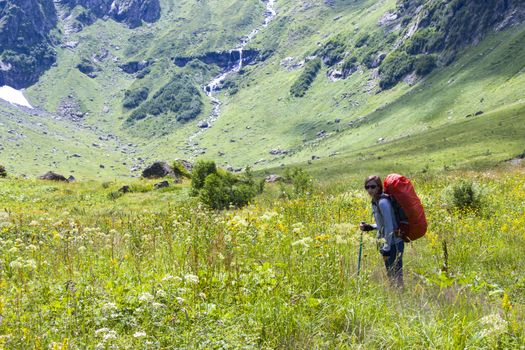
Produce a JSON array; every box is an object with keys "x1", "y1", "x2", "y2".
[{"x1": 364, "y1": 175, "x2": 383, "y2": 192}]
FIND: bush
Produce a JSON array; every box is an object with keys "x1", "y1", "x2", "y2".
[
  {"x1": 379, "y1": 51, "x2": 415, "y2": 89},
  {"x1": 414, "y1": 54, "x2": 437, "y2": 76},
  {"x1": 450, "y1": 180, "x2": 483, "y2": 210},
  {"x1": 191, "y1": 160, "x2": 217, "y2": 195},
  {"x1": 355, "y1": 33, "x2": 370, "y2": 48},
  {"x1": 193, "y1": 162, "x2": 263, "y2": 210},
  {"x1": 290, "y1": 58, "x2": 322, "y2": 97},
  {"x1": 123, "y1": 87, "x2": 149, "y2": 109},
  {"x1": 317, "y1": 37, "x2": 346, "y2": 66},
  {"x1": 281, "y1": 167, "x2": 313, "y2": 198},
  {"x1": 172, "y1": 160, "x2": 191, "y2": 179},
  {"x1": 0, "y1": 165, "x2": 7, "y2": 178}
]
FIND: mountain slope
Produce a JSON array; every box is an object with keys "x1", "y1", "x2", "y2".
[{"x1": 0, "y1": 0, "x2": 524, "y2": 178}]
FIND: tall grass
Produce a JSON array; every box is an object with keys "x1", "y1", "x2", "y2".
[{"x1": 0, "y1": 168, "x2": 524, "y2": 348}]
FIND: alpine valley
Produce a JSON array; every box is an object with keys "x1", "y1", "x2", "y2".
[{"x1": 0, "y1": 0, "x2": 524, "y2": 178}]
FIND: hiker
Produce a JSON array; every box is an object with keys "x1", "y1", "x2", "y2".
[{"x1": 359, "y1": 175, "x2": 404, "y2": 287}]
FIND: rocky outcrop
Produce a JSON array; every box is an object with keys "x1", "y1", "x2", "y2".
[
  {"x1": 38, "y1": 171, "x2": 69, "y2": 182},
  {"x1": 141, "y1": 161, "x2": 174, "y2": 178},
  {"x1": 0, "y1": 0, "x2": 58, "y2": 88},
  {"x1": 119, "y1": 60, "x2": 151, "y2": 74},
  {"x1": 59, "y1": 0, "x2": 161, "y2": 28},
  {"x1": 173, "y1": 49, "x2": 261, "y2": 70}
]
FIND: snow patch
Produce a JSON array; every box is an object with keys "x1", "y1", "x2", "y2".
[{"x1": 0, "y1": 86, "x2": 33, "y2": 109}]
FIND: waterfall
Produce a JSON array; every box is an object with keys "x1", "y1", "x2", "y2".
[{"x1": 187, "y1": 0, "x2": 277, "y2": 155}]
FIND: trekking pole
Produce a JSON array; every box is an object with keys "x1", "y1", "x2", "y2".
[{"x1": 357, "y1": 229, "x2": 363, "y2": 276}]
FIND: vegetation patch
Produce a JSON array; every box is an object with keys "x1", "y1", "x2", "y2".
[
  {"x1": 290, "y1": 58, "x2": 322, "y2": 97},
  {"x1": 123, "y1": 87, "x2": 150, "y2": 109},
  {"x1": 379, "y1": 51, "x2": 415, "y2": 89},
  {"x1": 127, "y1": 73, "x2": 203, "y2": 123}
]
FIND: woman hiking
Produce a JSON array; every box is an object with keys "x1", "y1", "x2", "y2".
[{"x1": 359, "y1": 175, "x2": 404, "y2": 288}]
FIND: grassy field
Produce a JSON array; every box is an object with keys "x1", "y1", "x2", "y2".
[{"x1": 0, "y1": 165, "x2": 524, "y2": 348}]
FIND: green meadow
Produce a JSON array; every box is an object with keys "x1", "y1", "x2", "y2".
[{"x1": 0, "y1": 164, "x2": 524, "y2": 348}]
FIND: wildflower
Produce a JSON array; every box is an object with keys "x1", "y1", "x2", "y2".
[
  {"x1": 156, "y1": 289, "x2": 166, "y2": 298},
  {"x1": 9, "y1": 259, "x2": 23, "y2": 269},
  {"x1": 24, "y1": 259, "x2": 36, "y2": 270},
  {"x1": 94, "y1": 328, "x2": 110, "y2": 337},
  {"x1": 133, "y1": 331, "x2": 147, "y2": 338},
  {"x1": 184, "y1": 274, "x2": 199, "y2": 284},
  {"x1": 138, "y1": 292, "x2": 154, "y2": 302},
  {"x1": 478, "y1": 313, "x2": 508, "y2": 338},
  {"x1": 103, "y1": 330, "x2": 117, "y2": 341},
  {"x1": 77, "y1": 246, "x2": 87, "y2": 253},
  {"x1": 292, "y1": 237, "x2": 313, "y2": 248},
  {"x1": 176, "y1": 297, "x2": 185, "y2": 304}
]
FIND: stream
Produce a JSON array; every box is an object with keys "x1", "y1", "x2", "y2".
[{"x1": 186, "y1": 0, "x2": 277, "y2": 157}]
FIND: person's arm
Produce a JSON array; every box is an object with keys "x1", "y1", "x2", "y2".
[{"x1": 378, "y1": 198, "x2": 396, "y2": 256}]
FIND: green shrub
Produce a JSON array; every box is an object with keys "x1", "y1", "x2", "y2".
[
  {"x1": 281, "y1": 167, "x2": 313, "y2": 198},
  {"x1": 450, "y1": 180, "x2": 483, "y2": 210},
  {"x1": 379, "y1": 51, "x2": 415, "y2": 89},
  {"x1": 191, "y1": 160, "x2": 217, "y2": 195},
  {"x1": 290, "y1": 58, "x2": 322, "y2": 97},
  {"x1": 123, "y1": 87, "x2": 149, "y2": 109},
  {"x1": 317, "y1": 36, "x2": 346, "y2": 66},
  {"x1": 194, "y1": 164, "x2": 263, "y2": 210},
  {"x1": 355, "y1": 33, "x2": 369, "y2": 48},
  {"x1": 136, "y1": 67, "x2": 150, "y2": 79},
  {"x1": 414, "y1": 54, "x2": 437, "y2": 76},
  {"x1": 0, "y1": 165, "x2": 7, "y2": 178},
  {"x1": 107, "y1": 190, "x2": 124, "y2": 200},
  {"x1": 172, "y1": 160, "x2": 191, "y2": 179}
]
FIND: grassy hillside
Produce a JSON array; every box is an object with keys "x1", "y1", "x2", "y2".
[
  {"x1": 0, "y1": 0, "x2": 522, "y2": 178},
  {"x1": 0, "y1": 167, "x2": 524, "y2": 348}
]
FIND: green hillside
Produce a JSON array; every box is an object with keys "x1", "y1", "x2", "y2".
[{"x1": 0, "y1": 0, "x2": 523, "y2": 178}]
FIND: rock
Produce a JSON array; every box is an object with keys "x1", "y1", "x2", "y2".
[
  {"x1": 72, "y1": 153, "x2": 81, "y2": 158},
  {"x1": 197, "y1": 120, "x2": 209, "y2": 128},
  {"x1": 62, "y1": 41, "x2": 79, "y2": 49},
  {"x1": 475, "y1": 111, "x2": 484, "y2": 116},
  {"x1": 174, "y1": 159, "x2": 193, "y2": 172},
  {"x1": 269, "y1": 149, "x2": 289, "y2": 155},
  {"x1": 118, "y1": 185, "x2": 130, "y2": 193},
  {"x1": 67, "y1": 175, "x2": 76, "y2": 182},
  {"x1": 311, "y1": 155, "x2": 320, "y2": 160},
  {"x1": 316, "y1": 130, "x2": 326, "y2": 138},
  {"x1": 154, "y1": 180, "x2": 169, "y2": 189},
  {"x1": 38, "y1": 171, "x2": 68, "y2": 182},
  {"x1": 141, "y1": 161, "x2": 174, "y2": 178},
  {"x1": 265, "y1": 174, "x2": 282, "y2": 183},
  {"x1": 119, "y1": 60, "x2": 151, "y2": 74},
  {"x1": 99, "y1": 164, "x2": 105, "y2": 168}
]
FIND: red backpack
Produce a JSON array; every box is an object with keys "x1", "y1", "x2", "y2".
[{"x1": 383, "y1": 174, "x2": 427, "y2": 242}]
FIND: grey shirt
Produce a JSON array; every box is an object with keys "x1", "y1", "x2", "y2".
[{"x1": 371, "y1": 195, "x2": 403, "y2": 256}]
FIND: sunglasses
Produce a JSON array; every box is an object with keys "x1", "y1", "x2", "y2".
[{"x1": 364, "y1": 184, "x2": 377, "y2": 190}]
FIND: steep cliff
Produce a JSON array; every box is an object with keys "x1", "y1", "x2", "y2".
[
  {"x1": 0, "y1": 0, "x2": 58, "y2": 88},
  {"x1": 59, "y1": 0, "x2": 161, "y2": 28}
]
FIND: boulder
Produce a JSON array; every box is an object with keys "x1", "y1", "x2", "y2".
[
  {"x1": 142, "y1": 161, "x2": 174, "y2": 178},
  {"x1": 38, "y1": 171, "x2": 68, "y2": 182},
  {"x1": 265, "y1": 174, "x2": 282, "y2": 183},
  {"x1": 154, "y1": 180, "x2": 169, "y2": 189},
  {"x1": 118, "y1": 185, "x2": 130, "y2": 193}
]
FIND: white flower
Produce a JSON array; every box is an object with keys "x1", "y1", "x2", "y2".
[
  {"x1": 292, "y1": 237, "x2": 313, "y2": 248},
  {"x1": 103, "y1": 330, "x2": 117, "y2": 341},
  {"x1": 9, "y1": 259, "x2": 23, "y2": 269},
  {"x1": 161, "y1": 274, "x2": 174, "y2": 281},
  {"x1": 156, "y1": 289, "x2": 166, "y2": 298},
  {"x1": 176, "y1": 297, "x2": 185, "y2": 304},
  {"x1": 478, "y1": 313, "x2": 508, "y2": 338},
  {"x1": 184, "y1": 274, "x2": 199, "y2": 284},
  {"x1": 138, "y1": 292, "x2": 154, "y2": 302},
  {"x1": 133, "y1": 331, "x2": 147, "y2": 338},
  {"x1": 95, "y1": 327, "x2": 110, "y2": 336}
]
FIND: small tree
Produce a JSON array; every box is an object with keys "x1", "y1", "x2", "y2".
[{"x1": 191, "y1": 160, "x2": 217, "y2": 195}]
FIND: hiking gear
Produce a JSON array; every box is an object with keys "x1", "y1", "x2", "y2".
[
  {"x1": 361, "y1": 222, "x2": 375, "y2": 231},
  {"x1": 383, "y1": 174, "x2": 427, "y2": 242},
  {"x1": 357, "y1": 230, "x2": 363, "y2": 276}
]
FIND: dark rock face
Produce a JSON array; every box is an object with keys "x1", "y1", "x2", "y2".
[
  {"x1": 38, "y1": 171, "x2": 68, "y2": 182},
  {"x1": 141, "y1": 161, "x2": 174, "y2": 178},
  {"x1": 173, "y1": 49, "x2": 261, "y2": 70},
  {"x1": 119, "y1": 60, "x2": 151, "y2": 74},
  {"x1": 154, "y1": 180, "x2": 169, "y2": 189},
  {"x1": 61, "y1": 0, "x2": 161, "y2": 28},
  {"x1": 0, "y1": 0, "x2": 58, "y2": 88}
]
